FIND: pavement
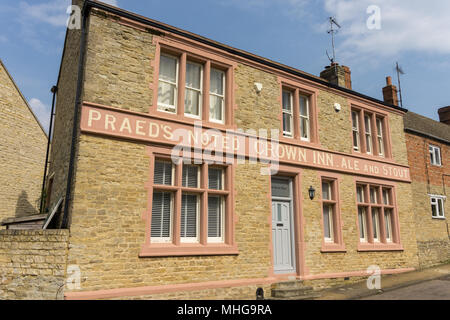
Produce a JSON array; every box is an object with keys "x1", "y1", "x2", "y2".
[{"x1": 315, "y1": 263, "x2": 450, "y2": 300}]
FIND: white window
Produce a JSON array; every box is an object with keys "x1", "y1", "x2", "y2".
[
  {"x1": 370, "y1": 187, "x2": 378, "y2": 204},
  {"x1": 352, "y1": 111, "x2": 360, "y2": 151},
  {"x1": 358, "y1": 207, "x2": 368, "y2": 242},
  {"x1": 180, "y1": 194, "x2": 200, "y2": 243},
  {"x1": 208, "y1": 196, "x2": 225, "y2": 243},
  {"x1": 364, "y1": 115, "x2": 372, "y2": 154},
  {"x1": 372, "y1": 208, "x2": 381, "y2": 242},
  {"x1": 322, "y1": 181, "x2": 335, "y2": 243},
  {"x1": 299, "y1": 95, "x2": 310, "y2": 141},
  {"x1": 356, "y1": 185, "x2": 365, "y2": 203},
  {"x1": 384, "y1": 209, "x2": 393, "y2": 242},
  {"x1": 151, "y1": 192, "x2": 173, "y2": 243},
  {"x1": 182, "y1": 164, "x2": 200, "y2": 188},
  {"x1": 210, "y1": 68, "x2": 225, "y2": 123},
  {"x1": 376, "y1": 118, "x2": 385, "y2": 157},
  {"x1": 430, "y1": 196, "x2": 445, "y2": 218},
  {"x1": 185, "y1": 62, "x2": 203, "y2": 118},
  {"x1": 429, "y1": 145, "x2": 442, "y2": 166},
  {"x1": 154, "y1": 160, "x2": 174, "y2": 185},
  {"x1": 282, "y1": 90, "x2": 294, "y2": 137},
  {"x1": 382, "y1": 188, "x2": 391, "y2": 205},
  {"x1": 158, "y1": 54, "x2": 179, "y2": 113},
  {"x1": 323, "y1": 204, "x2": 334, "y2": 242}
]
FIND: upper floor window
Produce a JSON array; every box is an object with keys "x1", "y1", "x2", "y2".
[
  {"x1": 281, "y1": 87, "x2": 314, "y2": 142},
  {"x1": 352, "y1": 107, "x2": 389, "y2": 158},
  {"x1": 429, "y1": 145, "x2": 442, "y2": 166},
  {"x1": 210, "y1": 68, "x2": 226, "y2": 123},
  {"x1": 352, "y1": 111, "x2": 360, "y2": 151},
  {"x1": 430, "y1": 195, "x2": 445, "y2": 219},
  {"x1": 157, "y1": 50, "x2": 230, "y2": 125},
  {"x1": 299, "y1": 95, "x2": 310, "y2": 141},
  {"x1": 282, "y1": 90, "x2": 294, "y2": 137},
  {"x1": 184, "y1": 62, "x2": 203, "y2": 118},
  {"x1": 158, "y1": 54, "x2": 179, "y2": 113}
]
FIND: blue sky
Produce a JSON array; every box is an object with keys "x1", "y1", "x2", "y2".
[{"x1": 1, "y1": 0, "x2": 450, "y2": 133}]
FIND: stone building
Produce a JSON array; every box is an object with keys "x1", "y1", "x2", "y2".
[
  {"x1": 0, "y1": 59, "x2": 47, "y2": 223},
  {"x1": 404, "y1": 110, "x2": 450, "y2": 267},
  {"x1": 40, "y1": 0, "x2": 420, "y2": 299}
]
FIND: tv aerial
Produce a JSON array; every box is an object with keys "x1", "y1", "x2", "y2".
[
  {"x1": 395, "y1": 62, "x2": 405, "y2": 108},
  {"x1": 326, "y1": 17, "x2": 341, "y2": 64}
]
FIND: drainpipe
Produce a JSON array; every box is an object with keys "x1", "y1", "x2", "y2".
[
  {"x1": 60, "y1": 2, "x2": 89, "y2": 229},
  {"x1": 39, "y1": 85, "x2": 58, "y2": 215}
]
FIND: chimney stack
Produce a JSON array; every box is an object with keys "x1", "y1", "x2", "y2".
[
  {"x1": 382, "y1": 76, "x2": 399, "y2": 106},
  {"x1": 320, "y1": 63, "x2": 352, "y2": 90},
  {"x1": 438, "y1": 106, "x2": 450, "y2": 125}
]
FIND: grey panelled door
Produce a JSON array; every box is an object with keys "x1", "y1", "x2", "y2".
[{"x1": 272, "y1": 201, "x2": 295, "y2": 274}]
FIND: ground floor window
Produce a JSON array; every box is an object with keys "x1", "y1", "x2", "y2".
[
  {"x1": 320, "y1": 174, "x2": 345, "y2": 252},
  {"x1": 356, "y1": 182, "x2": 400, "y2": 247},
  {"x1": 141, "y1": 150, "x2": 237, "y2": 257}
]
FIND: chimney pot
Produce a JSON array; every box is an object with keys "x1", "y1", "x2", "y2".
[{"x1": 386, "y1": 76, "x2": 392, "y2": 86}]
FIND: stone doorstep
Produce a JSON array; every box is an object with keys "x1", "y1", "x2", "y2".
[{"x1": 270, "y1": 280, "x2": 320, "y2": 299}]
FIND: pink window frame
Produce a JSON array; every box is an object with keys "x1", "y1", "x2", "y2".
[
  {"x1": 350, "y1": 104, "x2": 393, "y2": 160},
  {"x1": 140, "y1": 145, "x2": 238, "y2": 257},
  {"x1": 151, "y1": 40, "x2": 235, "y2": 130},
  {"x1": 354, "y1": 177, "x2": 403, "y2": 252},
  {"x1": 278, "y1": 78, "x2": 320, "y2": 147},
  {"x1": 319, "y1": 173, "x2": 346, "y2": 253}
]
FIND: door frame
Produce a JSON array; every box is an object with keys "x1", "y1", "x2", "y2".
[
  {"x1": 271, "y1": 177, "x2": 296, "y2": 275},
  {"x1": 268, "y1": 167, "x2": 305, "y2": 279}
]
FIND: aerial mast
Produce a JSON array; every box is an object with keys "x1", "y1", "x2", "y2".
[
  {"x1": 395, "y1": 62, "x2": 405, "y2": 108},
  {"x1": 326, "y1": 17, "x2": 341, "y2": 65}
]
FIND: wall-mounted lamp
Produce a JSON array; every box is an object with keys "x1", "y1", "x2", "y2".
[
  {"x1": 308, "y1": 186, "x2": 316, "y2": 200},
  {"x1": 334, "y1": 102, "x2": 341, "y2": 112},
  {"x1": 254, "y1": 82, "x2": 263, "y2": 94}
]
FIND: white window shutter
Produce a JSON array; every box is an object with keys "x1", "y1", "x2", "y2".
[
  {"x1": 181, "y1": 194, "x2": 198, "y2": 239},
  {"x1": 182, "y1": 165, "x2": 199, "y2": 188},
  {"x1": 151, "y1": 192, "x2": 172, "y2": 239},
  {"x1": 208, "y1": 196, "x2": 222, "y2": 238},
  {"x1": 208, "y1": 168, "x2": 223, "y2": 190},
  {"x1": 154, "y1": 161, "x2": 172, "y2": 185}
]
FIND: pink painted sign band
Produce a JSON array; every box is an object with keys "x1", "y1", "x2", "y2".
[{"x1": 80, "y1": 103, "x2": 411, "y2": 182}]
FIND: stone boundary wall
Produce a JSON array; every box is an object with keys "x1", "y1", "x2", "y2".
[{"x1": 0, "y1": 230, "x2": 69, "y2": 300}]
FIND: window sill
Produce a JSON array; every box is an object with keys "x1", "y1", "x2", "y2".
[
  {"x1": 357, "y1": 243, "x2": 403, "y2": 252},
  {"x1": 432, "y1": 216, "x2": 446, "y2": 220},
  {"x1": 139, "y1": 243, "x2": 239, "y2": 257},
  {"x1": 321, "y1": 243, "x2": 347, "y2": 253},
  {"x1": 351, "y1": 150, "x2": 395, "y2": 164}
]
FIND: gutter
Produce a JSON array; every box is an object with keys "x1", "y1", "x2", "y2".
[
  {"x1": 60, "y1": 2, "x2": 90, "y2": 229},
  {"x1": 85, "y1": 0, "x2": 408, "y2": 113}
]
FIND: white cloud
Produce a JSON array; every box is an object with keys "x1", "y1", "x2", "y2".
[
  {"x1": 19, "y1": 0, "x2": 119, "y2": 28},
  {"x1": 322, "y1": 0, "x2": 450, "y2": 60},
  {"x1": 29, "y1": 98, "x2": 50, "y2": 133},
  {"x1": 224, "y1": 0, "x2": 450, "y2": 64}
]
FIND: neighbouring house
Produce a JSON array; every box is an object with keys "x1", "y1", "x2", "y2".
[
  {"x1": 404, "y1": 109, "x2": 450, "y2": 267},
  {"x1": 2, "y1": 0, "x2": 422, "y2": 300},
  {"x1": 0, "y1": 59, "x2": 47, "y2": 224}
]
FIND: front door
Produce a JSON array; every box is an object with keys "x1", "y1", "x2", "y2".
[{"x1": 271, "y1": 178, "x2": 296, "y2": 274}]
